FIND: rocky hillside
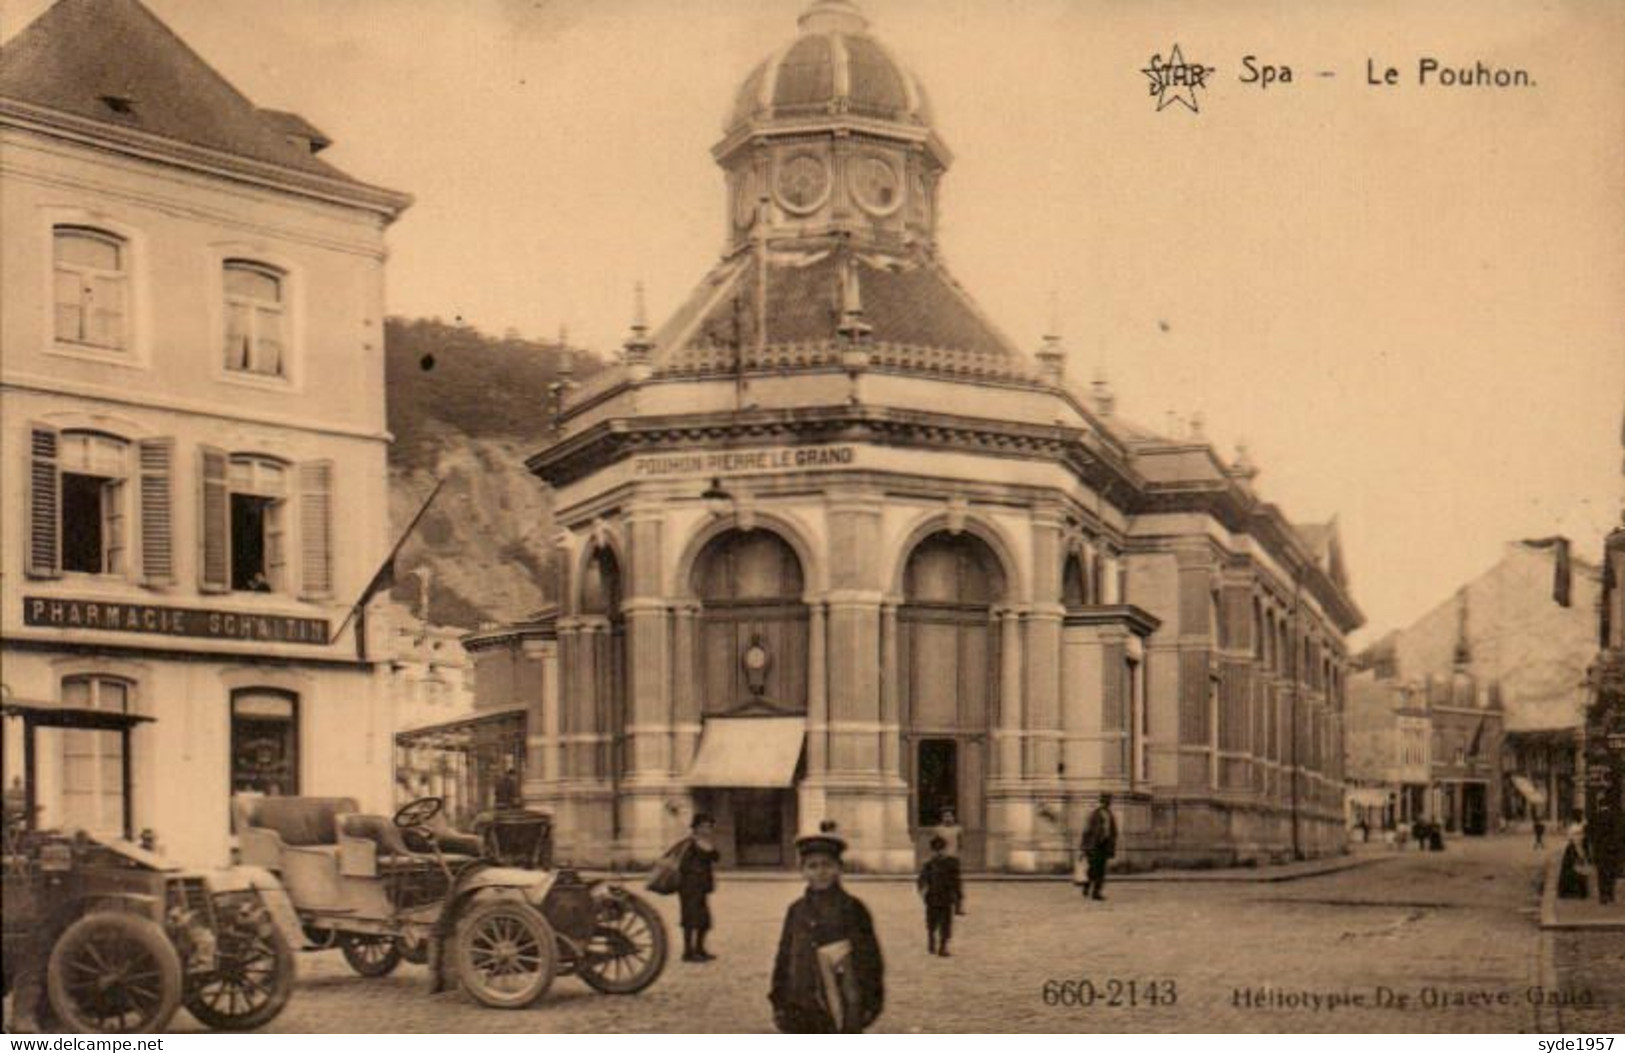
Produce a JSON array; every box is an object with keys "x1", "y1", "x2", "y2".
[{"x1": 385, "y1": 318, "x2": 601, "y2": 628}]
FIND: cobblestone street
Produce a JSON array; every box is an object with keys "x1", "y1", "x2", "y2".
[{"x1": 178, "y1": 835, "x2": 1624, "y2": 1033}]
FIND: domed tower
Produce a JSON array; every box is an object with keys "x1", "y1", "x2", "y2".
[
  {"x1": 717, "y1": 0, "x2": 943, "y2": 253},
  {"x1": 645, "y1": 0, "x2": 1031, "y2": 386}
]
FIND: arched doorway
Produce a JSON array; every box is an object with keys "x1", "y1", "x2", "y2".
[
  {"x1": 689, "y1": 529, "x2": 808, "y2": 866},
  {"x1": 899, "y1": 531, "x2": 1005, "y2": 869}
]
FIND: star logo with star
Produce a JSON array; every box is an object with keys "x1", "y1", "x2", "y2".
[{"x1": 1143, "y1": 44, "x2": 1213, "y2": 113}]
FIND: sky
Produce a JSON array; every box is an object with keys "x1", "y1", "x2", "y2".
[{"x1": 4, "y1": 0, "x2": 1622, "y2": 645}]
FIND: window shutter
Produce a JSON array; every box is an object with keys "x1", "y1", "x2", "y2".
[
  {"x1": 298, "y1": 460, "x2": 333, "y2": 599},
  {"x1": 198, "y1": 446, "x2": 229, "y2": 593},
  {"x1": 138, "y1": 438, "x2": 174, "y2": 585},
  {"x1": 26, "y1": 423, "x2": 61, "y2": 578}
]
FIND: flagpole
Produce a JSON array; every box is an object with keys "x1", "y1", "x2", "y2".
[{"x1": 331, "y1": 478, "x2": 447, "y2": 659}]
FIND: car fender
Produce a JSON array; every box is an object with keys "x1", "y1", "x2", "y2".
[{"x1": 204, "y1": 866, "x2": 305, "y2": 953}]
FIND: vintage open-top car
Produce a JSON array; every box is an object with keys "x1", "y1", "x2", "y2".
[
  {"x1": 2, "y1": 701, "x2": 301, "y2": 1034},
  {"x1": 234, "y1": 794, "x2": 667, "y2": 1008}
]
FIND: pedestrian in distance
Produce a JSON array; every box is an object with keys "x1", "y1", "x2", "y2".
[
  {"x1": 769, "y1": 825, "x2": 885, "y2": 1033},
  {"x1": 1079, "y1": 792, "x2": 1118, "y2": 901},
  {"x1": 934, "y1": 807, "x2": 966, "y2": 914},
  {"x1": 917, "y1": 834, "x2": 963, "y2": 957},
  {"x1": 1533, "y1": 816, "x2": 1546, "y2": 850},
  {"x1": 679, "y1": 813, "x2": 722, "y2": 963}
]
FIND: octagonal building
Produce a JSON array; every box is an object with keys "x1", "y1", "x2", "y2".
[{"x1": 466, "y1": 0, "x2": 1363, "y2": 872}]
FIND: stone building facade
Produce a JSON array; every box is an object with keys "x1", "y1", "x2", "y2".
[
  {"x1": 0, "y1": 0, "x2": 410, "y2": 865},
  {"x1": 1357, "y1": 538, "x2": 1599, "y2": 828},
  {"x1": 467, "y1": 1, "x2": 1361, "y2": 872}
]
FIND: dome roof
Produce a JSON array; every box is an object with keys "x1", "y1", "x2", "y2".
[{"x1": 726, "y1": 1, "x2": 933, "y2": 132}]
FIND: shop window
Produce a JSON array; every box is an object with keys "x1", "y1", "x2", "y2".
[
  {"x1": 54, "y1": 227, "x2": 128, "y2": 350},
  {"x1": 231, "y1": 690, "x2": 299, "y2": 797},
  {"x1": 223, "y1": 261, "x2": 286, "y2": 377},
  {"x1": 44, "y1": 675, "x2": 133, "y2": 836}
]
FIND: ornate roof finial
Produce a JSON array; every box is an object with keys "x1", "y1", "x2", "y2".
[
  {"x1": 1228, "y1": 441, "x2": 1260, "y2": 483},
  {"x1": 624, "y1": 281, "x2": 654, "y2": 366},
  {"x1": 1036, "y1": 289, "x2": 1066, "y2": 383},
  {"x1": 836, "y1": 252, "x2": 871, "y2": 343},
  {"x1": 798, "y1": 0, "x2": 869, "y2": 34},
  {"x1": 1089, "y1": 363, "x2": 1116, "y2": 417},
  {"x1": 555, "y1": 323, "x2": 574, "y2": 381}
]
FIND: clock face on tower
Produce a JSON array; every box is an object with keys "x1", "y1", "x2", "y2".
[
  {"x1": 775, "y1": 153, "x2": 830, "y2": 214},
  {"x1": 850, "y1": 155, "x2": 903, "y2": 216}
]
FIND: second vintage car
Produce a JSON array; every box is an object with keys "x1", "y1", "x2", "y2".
[{"x1": 233, "y1": 794, "x2": 667, "y2": 1008}]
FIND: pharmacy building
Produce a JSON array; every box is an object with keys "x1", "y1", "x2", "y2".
[
  {"x1": 0, "y1": 0, "x2": 410, "y2": 866},
  {"x1": 465, "y1": 0, "x2": 1363, "y2": 873}
]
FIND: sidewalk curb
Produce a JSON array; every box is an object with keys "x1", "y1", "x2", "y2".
[
  {"x1": 629, "y1": 851, "x2": 1392, "y2": 885},
  {"x1": 1540, "y1": 853, "x2": 1625, "y2": 931}
]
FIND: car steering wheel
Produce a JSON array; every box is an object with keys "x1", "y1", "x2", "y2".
[{"x1": 393, "y1": 796, "x2": 445, "y2": 830}]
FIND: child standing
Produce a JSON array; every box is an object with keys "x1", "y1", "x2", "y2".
[
  {"x1": 679, "y1": 813, "x2": 722, "y2": 962},
  {"x1": 768, "y1": 827, "x2": 885, "y2": 1033},
  {"x1": 917, "y1": 835, "x2": 963, "y2": 957}
]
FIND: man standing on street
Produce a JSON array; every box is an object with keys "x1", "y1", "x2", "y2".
[{"x1": 1079, "y1": 793, "x2": 1118, "y2": 901}]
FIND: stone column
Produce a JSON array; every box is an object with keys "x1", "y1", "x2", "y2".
[
  {"x1": 820, "y1": 491, "x2": 908, "y2": 871},
  {"x1": 671, "y1": 603, "x2": 700, "y2": 777},
  {"x1": 799, "y1": 598, "x2": 830, "y2": 834},
  {"x1": 997, "y1": 609, "x2": 1025, "y2": 778},
  {"x1": 994, "y1": 607, "x2": 1036, "y2": 870},
  {"x1": 879, "y1": 601, "x2": 900, "y2": 778},
  {"x1": 620, "y1": 508, "x2": 676, "y2": 860}
]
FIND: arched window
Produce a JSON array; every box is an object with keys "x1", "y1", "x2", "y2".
[
  {"x1": 1062, "y1": 553, "x2": 1090, "y2": 609},
  {"x1": 224, "y1": 261, "x2": 286, "y2": 377},
  {"x1": 900, "y1": 532, "x2": 1005, "y2": 861},
  {"x1": 226, "y1": 455, "x2": 287, "y2": 592},
  {"x1": 54, "y1": 227, "x2": 128, "y2": 349},
  {"x1": 57, "y1": 431, "x2": 129, "y2": 576},
  {"x1": 691, "y1": 530, "x2": 807, "y2": 714}
]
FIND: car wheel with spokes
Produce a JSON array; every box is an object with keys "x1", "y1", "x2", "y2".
[
  {"x1": 576, "y1": 891, "x2": 668, "y2": 995},
  {"x1": 397, "y1": 931, "x2": 429, "y2": 965},
  {"x1": 338, "y1": 932, "x2": 403, "y2": 977},
  {"x1": 452, "y1": 898, "x2": 557, "y2": 1009},
  {"x1": 47, "y1": 912, "x2": 182, "y2": 1033},
  {"x1": 183, "y1": 896, "x2": 294, "y2": 1031}
]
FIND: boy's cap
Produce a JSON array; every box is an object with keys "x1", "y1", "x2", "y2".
[
  {"x1": 796, "y1": 831, "x2": 847, "y2": 861},
  {"x1": 691, "y1": 812, "x2": 715, "y2": 830}
]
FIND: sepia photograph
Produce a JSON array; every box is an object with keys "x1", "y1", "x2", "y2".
[{"x1": 0, "y1": 0, "x2": 1622, "y2": 1036}]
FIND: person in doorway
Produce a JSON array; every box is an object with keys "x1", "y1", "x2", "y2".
[
  {"x1": 934, "y1": 807, "x2": 963, "y2": 858},
  {"x1": 917, "y1": 835, "x2": 963, "y2": 957},
  {"x1": 1533, "y1": 816, "x2": 1546, "y2": 850},
  {"x1": 679, "y1": 813, "x2": 722, "y2": 962},
  {"x1": 1079, "y1": 793, "x2": 1118, "y2": 901},
  {"x1": 769, "y1": 826, "x2": 884, "y2": 1033}
]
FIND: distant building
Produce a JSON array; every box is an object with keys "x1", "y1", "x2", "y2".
[
  {"x1": 1354, "y1": 539, "x2": 1597, "y2": 832},
  {"x1": 467, "y1": 1, "x2": 1362, "y2": 872},
  {"x1": 0, "y1": 0, "x2": 410, "y2": 864}
]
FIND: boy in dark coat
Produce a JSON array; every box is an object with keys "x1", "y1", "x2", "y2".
[
  {"x1": 917, "y1": 835, "x2": 964, "y2": 956},
  {"x1": 679, "y1": 813, "x2": 722, "y2": 962},
  {"x1": 1079, "y1": 792, "x2": 1118, "y2": 900},
  {"x1": 769, "y1": 827, "x2": 885, "y2": 1033}
]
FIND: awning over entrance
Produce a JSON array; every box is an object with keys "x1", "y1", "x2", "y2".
[
  {"x1": 1510, "y1": 774, "x2": 1547, "y2": 807},
  {"x1": 686, "y1": 717, "x2": 805, "y2": 788},
  {"x1": 1346, "y1": 787, "x2": 1390, "y2": 808}
]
